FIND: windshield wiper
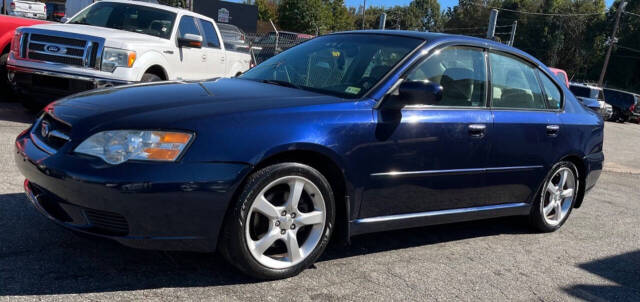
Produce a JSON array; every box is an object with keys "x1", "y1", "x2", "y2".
[{"x1": 261, "y1": 79, "x2": 301, "y2": 90}]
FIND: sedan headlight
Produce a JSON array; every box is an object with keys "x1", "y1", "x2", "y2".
[
  {"x1": 75, "y1": 130, "x2": 193, "y2": 165},
  {"x1": 101, "y1": 48, "x2": 136, "y2": 72}
]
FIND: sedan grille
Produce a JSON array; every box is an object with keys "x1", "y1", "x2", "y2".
[
  {"x1": 85, "y1": 209, "x2": 130, "y2": 236},
  {"x1": 32, "y1": 114, "x2": 72, "y2": 153}
]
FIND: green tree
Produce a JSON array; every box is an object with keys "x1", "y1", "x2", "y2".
[
  {"x1": 256, "y1": 0, "x2": 278, "y2": 22},
  {"x1": 328, "y1": 0, "x2": 355, "y2": 31},
  {"x1": 277, "y1": 0, "x2": 331, "y2": 34},
  {"x1": 409, "y1": 0, "x2": 442, "y2": 31}
]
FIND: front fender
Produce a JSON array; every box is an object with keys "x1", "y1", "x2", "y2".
[
  {"x1": 0, "y1": 31, "x2": 14, "y2": 52},
  {"x1": 133, "y1": 51, "x2": 171, "y2": 81}
]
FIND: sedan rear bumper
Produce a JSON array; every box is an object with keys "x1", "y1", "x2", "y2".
[{"x1": 15, "y1": 130, "x2": 251, "y2": 252}]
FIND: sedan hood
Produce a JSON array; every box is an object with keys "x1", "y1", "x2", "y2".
[{"x1": 48, "y1": 78, "x2": 341, "y2": 134}]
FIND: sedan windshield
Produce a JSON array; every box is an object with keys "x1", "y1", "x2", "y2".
[
  {"x1": 240, "y1": 34, "x2": 423, "y2": 99},
  {"x1": 68, "y1": 2, "x2": 176, "y2": 40}
]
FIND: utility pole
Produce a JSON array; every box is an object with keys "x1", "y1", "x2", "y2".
[
  {"x1": 598, "y1": 1, "x2": 627, "y2": 87},
  {"x1": 379, "y1": 13, "x2": 387, "y2": 30},
  {"x1": 486, "y1": 9, "x2": 499, "y2": 40},
  {"x1": 362, "y1": 0, "x2": 366, "y2": 30},
  {"x1": 508, "y1": 21, "x2": 517, "y2": 46}
]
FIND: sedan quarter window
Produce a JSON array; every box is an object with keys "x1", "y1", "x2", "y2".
[
  {"x1": 490, "y1": 52, "x2": 547, "y2": 110},
  {"x1": 406, "y1": 47, "x2": 487, "y2": 107},
  {"x1": 538, "y1": 70, "x2": 562, "y2": 110}
]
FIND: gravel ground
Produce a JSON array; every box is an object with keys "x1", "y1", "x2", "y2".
[{"x1": 0, "y1": 100, "x2": 638, "y2": 301}]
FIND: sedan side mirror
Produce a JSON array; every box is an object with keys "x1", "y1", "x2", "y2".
[
  {"x1": 399, "y1": 81, "x2": 443, "y2": 106},
  {"x1": 178, "y1": 34, "x2": 203, "y2": 48},
  {"x1": 576, "y1": 96, "x2": 601, "y2": 111},
  {"x1": 61, "y1": 17, "x2": 69, "y2": 23}
]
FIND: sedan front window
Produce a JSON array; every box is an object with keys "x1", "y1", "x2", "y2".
[{"x1": 240, "y1": 34, "x2": 423, "y2": 99}]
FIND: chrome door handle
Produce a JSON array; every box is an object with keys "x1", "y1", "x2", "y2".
[
  {"x1": 468, "y1": 124, "x2": 487, "y2": 138},
  {"x1": 546, "y1": 125, "x2": 560, "y2": 137}
]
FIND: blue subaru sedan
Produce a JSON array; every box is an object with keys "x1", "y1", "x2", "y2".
[{"x1": 15, "y1": 31, "x2": 604, "y2": 279}]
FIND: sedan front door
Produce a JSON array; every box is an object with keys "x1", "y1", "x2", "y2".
[{"x1": 359, "y1": 46, "x2": 495, "y2": 218}]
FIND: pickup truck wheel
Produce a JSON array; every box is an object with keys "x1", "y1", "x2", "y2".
[
  {"x1": 141, "y1": 73, "x2": 162, "y2": 83},
  {"x1": 141, "y1": 73, "x2": 162, "y2": 82},
  {"x1": 0, "y1": 53, "x2": 13, "y2": 99}
]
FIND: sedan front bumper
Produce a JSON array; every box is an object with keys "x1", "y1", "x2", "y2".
[{"x1": 15, "y1": 129, "x2": 251, "y2": 252}]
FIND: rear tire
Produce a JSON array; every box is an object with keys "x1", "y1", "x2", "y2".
[
  {"x1": 141, "y1": 73, "x2": 162, "y2": 82},
  {"x1": 530, "y1": 161, "x2": 579, "y2": 232},
  {"x1": 220, "y1": 163, "x2": 335, "y2": 280}
]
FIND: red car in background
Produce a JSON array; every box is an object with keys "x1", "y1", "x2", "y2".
[
  {"x1": 0, "y1": 14, "x2": 48, "y2": 96},
  {"x1": 549, "y1": 67, "x2": 570, "y2": 88}
]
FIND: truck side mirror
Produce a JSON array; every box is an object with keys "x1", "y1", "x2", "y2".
[{"x1": 178, "y1": 34, "x2": 203, "y2": 48}]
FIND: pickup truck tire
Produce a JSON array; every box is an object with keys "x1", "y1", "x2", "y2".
[
  {"x1": 141, "y1": 73, "x2": 162, "y2": 82},
  {"x1": 0, "y1": 53, "x2": 13, "y2": 99}
]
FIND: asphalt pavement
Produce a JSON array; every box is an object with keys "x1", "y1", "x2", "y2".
[{"x1": 0, "y1": 99, "x2": 638, "y2": 301}]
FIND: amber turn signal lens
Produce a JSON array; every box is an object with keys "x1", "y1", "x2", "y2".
[
  {"x1": 127, "y1": 52, "x2": 136, "y2": 68},
  {"x1": 155, "y1": 132, "x2": 192, "y2": 144},
  {"x1": 144, "y1": 148, "x2": 181, "y2": 160}
]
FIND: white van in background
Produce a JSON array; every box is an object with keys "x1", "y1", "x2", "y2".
[
  {"x1": 64, "y1": 0, "x2": 158, "y2": 20},
  {"x1": 2, "y1": 0, "x2": 47, "y2": 19}
]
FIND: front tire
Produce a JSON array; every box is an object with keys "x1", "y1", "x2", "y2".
[
  {"x1": 220, "y1": 163, "x2": 335, "y2": 279},
  {"x1": 0, "y1": 53, "x2": 13, "y2": 99},
  {"x1": 530, "y1": 161, "x2": 579, "y2": 232},
  {"x1": 141, "y1": 73, "x2": 162, "y2": 82}
]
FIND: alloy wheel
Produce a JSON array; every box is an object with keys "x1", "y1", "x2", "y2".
[
  {"x1": 245, "y1": 176, "x2": 326, "y2": 269},
  {"x1": 541, "y1": 167, "x2": 576, "y2": 226}
]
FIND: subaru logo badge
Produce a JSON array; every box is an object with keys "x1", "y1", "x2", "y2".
[
  {"x1": 41, "y1": 120, "x2": 51, "y2": 138},
  {"x1": 46, "y1": 45, "x2": 61, "y2": 53}
]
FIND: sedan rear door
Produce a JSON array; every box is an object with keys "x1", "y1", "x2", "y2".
[{"x1": 485, "y1": 51, "x2": 562, "y2": 205}]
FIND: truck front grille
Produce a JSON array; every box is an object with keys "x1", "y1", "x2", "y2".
[{"x1": 24, "y1": 31, "x2": 103, "y2": 69}]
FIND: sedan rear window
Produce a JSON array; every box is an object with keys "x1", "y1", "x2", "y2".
[{"x1": 240, "y1": 34, "x2": 423, "y2": 99}]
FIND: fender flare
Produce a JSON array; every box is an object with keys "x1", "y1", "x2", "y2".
[
  {"x1": 134, "y1": 51, "x2": 172, "y2": 81},
  {"x1": 0, "y1": 31, "x2": 14, "y2": 53}
]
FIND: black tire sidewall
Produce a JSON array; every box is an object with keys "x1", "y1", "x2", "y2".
[
  {"x1": 141, "y1": 73, "x2": 162, "y2": 82},
  {"x1": 0, "y1": 53, "x2": 12, "y2": 98},
  {"x1": 530, "y1": 161, "x2": 579, "y2": 232},
  {"x1": 222, "y1": 163, "x2": 335, "y2": 280}
]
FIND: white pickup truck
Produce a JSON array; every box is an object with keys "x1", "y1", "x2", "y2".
[
  {"x1": 7, "y1": 0, "x2": 251, "y2": 107},
  {"x1": 3, "y1": 0, "x2": 47, "y2": 20}
]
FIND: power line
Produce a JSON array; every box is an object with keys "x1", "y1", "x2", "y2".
[
  {"x1": 618, "y1": 45, "x2": 640, "y2": 53},
  {"x1": 623, "y1": 11, "x2": 640, "y2": 18},
  {"x1": 470, "y1": 3, "x2": 605, "y2": 17},
  {"x1": 441, "y1": 24, "x2": 511, "y2": 31}
]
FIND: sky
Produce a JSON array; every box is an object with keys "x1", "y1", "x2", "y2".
[
  {"x1": 227, "y1": 0, "x2": 617, "y2": 11},
  {"x1": 343, "y1": 0, "x2": 616, "y2": 10}
]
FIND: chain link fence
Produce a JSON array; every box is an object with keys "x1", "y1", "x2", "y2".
[{"x1": 241, "y1": 32, "x2": 314, "y2": 66}]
